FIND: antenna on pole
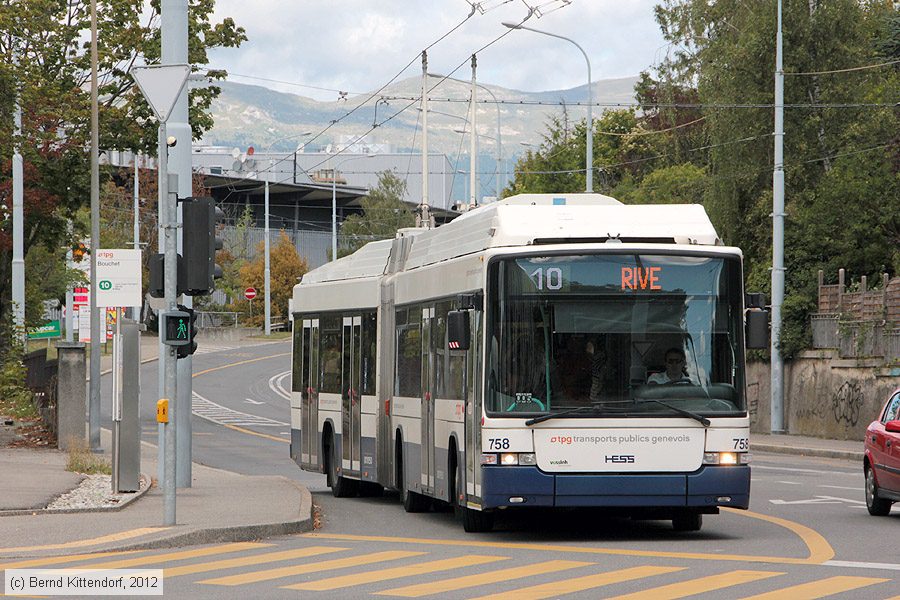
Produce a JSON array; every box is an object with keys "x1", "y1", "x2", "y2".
[{"x1": 469, "y1": 54, "x2": 478, "y2": 210}]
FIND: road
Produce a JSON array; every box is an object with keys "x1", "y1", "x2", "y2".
[{"x1": 93, "y1": 339, "x2": 899, "y2": 598}]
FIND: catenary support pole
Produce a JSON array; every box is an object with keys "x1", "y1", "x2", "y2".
[
  {"x1": 88, "y1": 0, "x2": 102, "y2": 452},
  {"x1": 770, "y1": 0, "x2": 785, "y2": 433}
]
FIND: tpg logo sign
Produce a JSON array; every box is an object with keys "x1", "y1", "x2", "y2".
[{"x1": 605, "y1": 455, "x2": 635, "y2": 463}]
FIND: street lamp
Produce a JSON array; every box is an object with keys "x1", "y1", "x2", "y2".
[
  {"x1": 262, "y1": 131, "x2": 311, "y2": 335},
  {"x1": 426, "y1": 73, "x2": 504, "y2": 199},
  {"x1": 331, "y1": 154, "x2": 375, "y2": 261},
  {"x1": 502, "y1": 22, "x2": 593, "y2": 192}
]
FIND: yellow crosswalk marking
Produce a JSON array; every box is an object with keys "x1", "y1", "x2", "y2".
[
  {"x1": 79, "y1": 542, "x2": 270, "y2": 570},
  {"x1": 284, "y1": 555, "x2": 508, "y2": 591},
  {"x1": 467, "y1": 566, "x2": 687, "y2": 600},
  {"x1": 163, "y1": 546, "x2": 347, "y2": 577},
  {"x1": 737, "y1": 575, "x2": 890, "y2": 599},
  {"x1": 0, "y1": 551, "x2": 139, "y2": 571},
  {"x1": 198, "y1": 550, "x2": 426, "y2": 586},
  {"x1": 0, "y1": 528, "x2": 170, "y2": 554},
  {"x1": 376, "y1": 559, "x2": 592, "y2": 597},
  {"x1": 605, "y1": 570, "x2": 784, "y2": 599}
]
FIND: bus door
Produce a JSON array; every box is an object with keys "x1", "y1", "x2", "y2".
[
  {"x1": 305, "y1": 319, "x2": 320, "y2": 470},
  {"x1": 342, "y1": 316, "x2": 362, "y2": 475},
  {"x1": 465, "y1": 309, "x2": 482, "y2": 503},
  {"x1": 299, "y1": 320, "x2": 310, "y2": 468},
  {"x1": 421, "y1": 306, "x2": 435, "y2": 494}
]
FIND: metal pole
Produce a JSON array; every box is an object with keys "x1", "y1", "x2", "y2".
[
  {"x1": 264, "y1": 168, "x2": 271, "y2": 334},
  {"x1": 11, "y1": 49, "x2": 25, "y2": 343},
  {"x1": 65, "y1": 220, "x2": 74, "y2": 343},
  {"x1": 420, "y1": 50, "x2": 430, "y2": 226},
  {"x1": 89, "y1": 0, "x2": 102, "y2": 452},
  {"x1": 161, "y1": 122, "x2": 177, "y2": 526},
  {"x1": 469, "y1": 55, "x2": 477, "y2": 209},
  {"x1": 132, "y1": 158, "x2": 140, "y2": 321},
  {"x1": 331, "y1": 161, "x2": 337, "y2": 261},
  {"x1": 770, "y1": 0, "x2": 785, "y2": 433}
]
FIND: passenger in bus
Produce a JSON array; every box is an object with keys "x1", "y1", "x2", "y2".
[{"x1": 647, "y1": 347, "x2": 690, "y2": 384}]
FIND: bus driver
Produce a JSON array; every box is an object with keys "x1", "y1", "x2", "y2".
[{"x1": 648, "y1": 347, "x2": 690, "y2": 384}]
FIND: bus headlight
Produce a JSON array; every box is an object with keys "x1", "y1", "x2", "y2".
[
  {"x1": 500, "y1": 452, "x2": 518, "y2": 465},
  {"x1": 518, "y1": 453, "x2": 537, "y2": 465},
  {"x1": 703, "y1": 451, "x2": 745, "y2": 465},
  {"x1": 481, "y1": 453, "x2": 498, "y2": 465},
  {"x1": 483, "y1": 452, "x2": 537, "y2": 466}
]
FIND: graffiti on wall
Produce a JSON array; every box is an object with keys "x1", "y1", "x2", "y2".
[{"x1": 832, "y1": 380, "x2": 862, "y2": 426}]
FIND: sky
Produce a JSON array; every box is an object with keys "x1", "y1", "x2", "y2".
[{"x1": 205, "y1": 0, "x2": 672, "y2": 101}]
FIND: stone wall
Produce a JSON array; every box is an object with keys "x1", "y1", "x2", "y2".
[{"x1": 748, "y1": 353, "x2": 900, "y2": 440}]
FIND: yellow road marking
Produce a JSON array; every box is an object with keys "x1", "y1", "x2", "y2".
[
  {"x1": 467, "y1": 566, "x2": 686, "y2": 600},
  {"x1": 222, "y1": 423, "x2": 289, "y2": 444},
  {"x1": 0, "y1": 528, "x2": 170, "y2": 554},
  {"x1": 304, "y1": 504, "x2": 834, "y2": 567},
  {"x1": 737, "y1": 575, "x2": 890, "y2": 599},
  {"x1": 192, "y1": 353, "x2": 290, "y2": 378},
  {"x1": 81, "y1": 542, "x2": 269, "y2": 570},
  {"x1": 0, "y1": 551, "x2": 140, "y2": 571},
  {"x1": 376, "y1": 559, "x2": 592, "y2": 597},
  {"x1": 605, "y1": 570, "x2": 784, "y2": 600},
  {"x1": 164, "y1": 546, "x2": 346, "y2": 577},
  {"x1": 723, "y1": 507, "x2": 834, "y2": 563},
  {"x1": 284, "y1": 554, "x2": 507, "y2": 591},
  {"x1": 198, "y1": 550, "x2": 425, "y2": 586}
]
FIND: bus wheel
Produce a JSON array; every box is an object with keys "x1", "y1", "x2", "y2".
[
  {"x1": 454, "y1": 463, "x2": 493, "y2": 532},
  {"x1": 398, "y1": 448, "x2": 428, "y2": 513},
  {"x1": 329, "y1": 437, "x2": 358, "y2": 498},
  {"x1": 672, "y1": 511, "x2": 702, "y2": 532}
]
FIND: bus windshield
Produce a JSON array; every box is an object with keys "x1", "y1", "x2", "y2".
[{"x1": 486, "y1": 253, "x2": 746, "y2": 417}]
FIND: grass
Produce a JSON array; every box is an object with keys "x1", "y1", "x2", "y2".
[
  {"x1": 0, "y1": 391, "x2": 39, "y2": 420},
  {"x1": 66, "y1": 439, "x2": 112, "y2": 475}
]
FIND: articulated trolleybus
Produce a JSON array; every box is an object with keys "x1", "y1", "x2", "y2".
[{"x1": 290, "y1": 193, "x2": 768, "y2": 532}]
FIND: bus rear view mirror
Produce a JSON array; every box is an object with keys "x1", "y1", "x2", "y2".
[
  {"x1": 447, "y1": 310, "x2": 470, "y2": 350},
  {"x1": 745, "y1": 310, "x2": 769, "y2": 349}
]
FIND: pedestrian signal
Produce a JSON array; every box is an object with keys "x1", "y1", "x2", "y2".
[
  {"x1": 175, "y1": 305, "x2": 198, "y2": 359},
  {"x1": 162, "y1": 310, "x2": 191, "y2": 347}
]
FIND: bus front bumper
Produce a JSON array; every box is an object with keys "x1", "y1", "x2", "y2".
[{"x1": 480, "y1": 465, "x2": 750, "y2": 510}]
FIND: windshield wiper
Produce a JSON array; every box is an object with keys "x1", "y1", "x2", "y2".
[
  {"x1": 644, "y1": 399, "x2": 710, "y2": 427},
  {"x1": 525, "y1": 405, "x2": 603, "y2": 426}
]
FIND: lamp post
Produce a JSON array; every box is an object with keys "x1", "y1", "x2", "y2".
[
  {"x1": 330, "y1": 154, "x2": 374, "y2": 261},
  {"x1": 261, "y1": 132, "x2": 311, "y2": 335},
  {"x1": 502, "y1": 22, "x2": 592, "y2": 192}
]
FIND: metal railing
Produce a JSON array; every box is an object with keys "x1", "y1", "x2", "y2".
[{"x1": 195, "y1": 311, "x2": 239, "y2": 329}]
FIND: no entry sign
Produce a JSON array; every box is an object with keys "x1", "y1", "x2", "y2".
[{"x1": 244, "y1": 287, "x2": 258, "y2": 301}]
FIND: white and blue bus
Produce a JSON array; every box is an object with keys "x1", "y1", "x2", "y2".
[{"x1": 290, "y1": 193, "x2": 768, "y2": 532}]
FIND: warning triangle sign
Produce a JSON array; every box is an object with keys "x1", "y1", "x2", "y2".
[{"x1": 131, "y1": 64, "x2": 190, "y2": 123}]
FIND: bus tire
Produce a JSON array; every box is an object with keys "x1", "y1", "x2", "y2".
[
  {"x1": 672, "y1": 511, "x2": 702, "y2": 532},
  {"x1": 397, "y1": 441, "x2": 428, "y2": 513},
  {"x1": 452, "y1": 458, "x2": 493, "y2": 532},
  {"x1": 328, "y1": 435, "x2": 358, "y2": 498}
]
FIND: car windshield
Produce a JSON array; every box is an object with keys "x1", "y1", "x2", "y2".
[{"x1": 485, "y1": 252, "x2": 746, "y2": 417}]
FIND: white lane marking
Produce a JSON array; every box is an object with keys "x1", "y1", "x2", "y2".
[
  {"x1": 192, "y1": 391, "x2": 289, "y2": 427},
  {"x1": 770, "y1": 494, "x2": 866, "y2": 506},
  {"x1": 245, "y1": 398, "x2": 265, "y2": 405},
  {"x1": 777, "y1": 481, "x2": 802, "y2": 485},
  {"x1": 824, "y1": 560, "x2": 900, "y2": 571},
  {"x1": 269, "y1": 370, "x2": 292, "y2": 401},
  {"x1": 818, "y1": 484, "x2": 860, "y2": 491},
  {"x1": 752, "y1": 464, "x2": 857, "y2": 476}
]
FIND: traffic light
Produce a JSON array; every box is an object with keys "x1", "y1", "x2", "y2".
[
  {"x1": 148, "y1": 253, "x2": 185, "y2": 298},
  {"x1": 176, "y1": 305, "x2": 198, "y2": 359},
  {"x1": 72, "y1": 241, "x2": 88, "y2": 262},
  {"x1": 161, "y1": 307, "x2": 198, "y2": 359},
  {"x1": 182, "y1": 196, "x2": 224, "y2": 296}
]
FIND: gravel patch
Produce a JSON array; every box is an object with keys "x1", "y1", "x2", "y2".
[{"x1": 46, "y1": 474, "x2": 146, "y2": 510}]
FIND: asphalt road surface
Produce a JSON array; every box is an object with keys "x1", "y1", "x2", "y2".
[{"x1": 88, "y1": 338, "x2": 899, "y2": 599}]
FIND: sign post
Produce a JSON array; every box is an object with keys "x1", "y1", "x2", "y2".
[{"x1": 244, "y1": 287, "x2": 257, "y2": 319}]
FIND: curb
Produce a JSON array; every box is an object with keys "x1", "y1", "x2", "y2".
[
  {"x1": 0, "y1": 472, "x2": 153, "y2": 517},
  {"x1": 752, "y1": 443, "x2": 863, "y2": 462}
]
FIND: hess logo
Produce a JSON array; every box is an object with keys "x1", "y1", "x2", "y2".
[{"x1": 604, "y1": 455, "x2": 635, "y2": 463}]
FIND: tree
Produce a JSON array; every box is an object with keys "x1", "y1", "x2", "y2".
[
  {"x1": 0, "y1": 0, "x2": 246, "y2": 330},
  {"x1": 239, "y1": 231, "x2": 308, "y2": 326},
  {"x1": 338, "y1": 171, "x2": 415, "y2": 258}
]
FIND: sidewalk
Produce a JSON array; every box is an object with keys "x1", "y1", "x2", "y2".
[{"x1": 1, "y1": 330, "x2": 311, "y2": 559}]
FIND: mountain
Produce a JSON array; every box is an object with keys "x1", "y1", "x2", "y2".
[{"x1": 202, "y1": 75, "x2": 640, "y2": 158}]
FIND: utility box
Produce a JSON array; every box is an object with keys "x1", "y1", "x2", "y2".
[{"x1": 56, "y1": 342, "x2": 86, "y2": 451}]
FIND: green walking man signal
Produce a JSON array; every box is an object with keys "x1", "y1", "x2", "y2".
[{"x1": 162, "y1": 306, "x2": 199, "y2": 358}]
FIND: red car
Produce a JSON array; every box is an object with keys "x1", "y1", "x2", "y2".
[{"x1": 864, "y1": 387, "x2": 900, "y2": 515}]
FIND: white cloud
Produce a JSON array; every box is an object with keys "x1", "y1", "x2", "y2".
[{"x1": 205, "y1": 0, "x2": 667, "y2": 100}]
